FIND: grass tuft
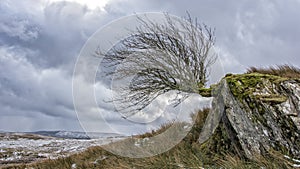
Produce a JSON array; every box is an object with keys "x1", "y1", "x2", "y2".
[{"x1": 247, "y1": 64, "x2": 300, "y2": 79}]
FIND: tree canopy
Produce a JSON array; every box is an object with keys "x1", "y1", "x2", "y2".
[{"x1": 97, "y1": 13, "x2": 217, "y2": 118}]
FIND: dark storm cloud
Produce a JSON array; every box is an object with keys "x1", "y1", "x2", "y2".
[
  {"x1": 0, "y1": 0, "x2": 299, "y2": 132},
  {"x1": 105, "y1": 0, "x2": 300, "y2": 72},
  {"x1": 0, "y1": 46, "x2": 73, "y2": 117},
  {"x1": 0, "y1": 0, "x2": 122, "y2": 69}
]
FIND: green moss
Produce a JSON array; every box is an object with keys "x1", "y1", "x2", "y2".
[
  {"x1": 198, "y1": 87, "x2": 212, "y2": 97},
  {"x1": 257, "y1": 95, "x2": 288, "y2": 104},
  {"x1": 273, "y1": 77, "x2": 289, "y2": 84},
  {"x1": 198, "y1": 84, "x2": 217, "y2": 97},
  {"x1": 225, "y1": 73, "x2": 233, "y2": 77},
  {"x1": 225, "y1": 73, "x2": 286, "y2": 103}
]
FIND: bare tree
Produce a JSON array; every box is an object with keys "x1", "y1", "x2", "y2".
[{"x1": 97, "y1": 13, "x2": 217, "y2": 118}]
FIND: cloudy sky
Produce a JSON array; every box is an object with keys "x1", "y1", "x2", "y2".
[{"x1": 0, "y1": 0, "x2": 299, "y2": 134}]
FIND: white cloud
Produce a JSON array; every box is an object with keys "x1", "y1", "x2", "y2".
[
  {"x1": 1, "y1": 0, "x2": 300, "y2": 133},
  {"x1": 47, "y1": 0, "x2": 111, "y2": 11},
  {"x1": 0, "y1": 19, "x2": 39, "y2": 41},
  {"x1": 0, "y1": 46, "x2": 77, "y2": 131}
]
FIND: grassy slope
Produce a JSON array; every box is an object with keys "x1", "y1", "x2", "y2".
[
  {"x1": 5, "y1": 65, "x2": 300, "y2": 169},
  {"x1": 5, "y1": 109, "x2": 293, "y2": 169}
]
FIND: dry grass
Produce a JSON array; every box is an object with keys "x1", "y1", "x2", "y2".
[
  {"x1": 247, "y1": 64, "x2": 300, "y2": 79},
  {"x1": 3, "y1": 108, "x2": 296, "y2": 169},
  {"x1": 135, "y1": 121, "x2": 175, "y2": 139},
  {"x1": 217, "y1": 151, "x2": 295, "y2": 169}
]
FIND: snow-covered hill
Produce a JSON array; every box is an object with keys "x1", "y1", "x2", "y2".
[
  {"x1": 32, "y1": 131, "x2": 125, "y2": 139},
  {"x1": 0, "y1": 132, "x2": 126, "y2": 166}
]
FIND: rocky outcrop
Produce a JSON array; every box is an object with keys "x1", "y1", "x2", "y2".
[{"x1": 199, "y1": 73, "x2": 300, "y2": 160}]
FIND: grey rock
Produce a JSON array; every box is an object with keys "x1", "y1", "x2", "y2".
[{"x1": 199, "y1": 77, "x2": 300, "y2": 159}]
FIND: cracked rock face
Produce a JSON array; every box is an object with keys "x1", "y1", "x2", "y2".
[{"x1": 199, "y1": 74, "x2": 300, "y2": 160}]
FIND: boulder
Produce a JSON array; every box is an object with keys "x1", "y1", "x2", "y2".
[{"x1": 199, "y1": 73, "x2": 300, "y2": 160}]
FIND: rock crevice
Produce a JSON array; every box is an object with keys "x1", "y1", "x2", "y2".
[{"x1": 199, "y1": 74, "x2": 300, "y2": 159}]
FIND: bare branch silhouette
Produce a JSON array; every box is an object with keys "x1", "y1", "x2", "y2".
[{"x1": 97, "y1": 13, "x2": 217, "y2": 118}]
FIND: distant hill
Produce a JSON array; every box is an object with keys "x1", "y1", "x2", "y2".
[{"x1": 32, "y1": 131, "x2": 125, "y2": 139}]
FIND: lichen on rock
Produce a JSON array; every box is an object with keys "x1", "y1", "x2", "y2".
[{"x1": 198, "y1": 73, "x2": 300, "y2": 160}]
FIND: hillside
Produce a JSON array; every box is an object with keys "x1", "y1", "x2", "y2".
[{"x1": 4, "y1": 66, "x2": 300, "y2": 169}]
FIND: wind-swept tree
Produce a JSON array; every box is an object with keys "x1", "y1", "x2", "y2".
[{"x1": 98, "y1": 13, "x2": 217, "y2": 118}]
